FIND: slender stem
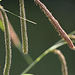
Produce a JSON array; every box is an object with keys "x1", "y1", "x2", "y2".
[
  {"x1": 21, "y1": 41, "x2": 65, "y2": 74},
  {"x1": 1, "y1": 6, "x2": 37, "y2": 24},
  {"x1": 0, "y1": 6, "x2": 11, "y2": 75},
  {"x1": 19, "y1": 0, "x2": 28, "y2": 54},
  {"x1": 54, "y1": 50, "x2": 68, "y2": 75},
  {"x1": 21, "y1": 33, "x2": 75, "y2": 74},
  {"x1": 21, "y1": 37, "x2": 75, "y2": 74},
  {"x1": 21, "y1": 49, "x2": 54, "y2": 74}
]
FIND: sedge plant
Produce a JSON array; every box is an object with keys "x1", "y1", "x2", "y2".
[{"x1": 0, "y1": 0, "x2": 75, "y2": 75}]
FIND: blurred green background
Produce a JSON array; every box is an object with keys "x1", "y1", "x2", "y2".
[{"x1": 0, "y1": 0, "x2": 75, "y2": 75}]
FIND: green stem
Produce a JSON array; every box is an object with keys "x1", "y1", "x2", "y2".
[
  {"x1": 21, "y1": 42, "x2": 65, "y2": 74},
  {"x1": 18, "y1": 44, "x2": 33, "y2": 65},
  {"x1": 0, "y1": 5, "x2": 11, "y2": 75},
  {"x1": 19, "y1": 0, "x2": 28, "y2": 54},
  {"x1": 21, "y1": 31, "x2": 75, "y2": 74}
]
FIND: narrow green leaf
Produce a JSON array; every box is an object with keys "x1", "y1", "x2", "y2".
[{"x1": 0, "y1": 19, "x2": 4, "y2": 31}]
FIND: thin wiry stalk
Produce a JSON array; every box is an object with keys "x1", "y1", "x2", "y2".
[
  {"x1": 21, "y1": 36, "x2": 75, "y2": 74},
  {"x1": 0, "y1": 5, "x2": 11, "y2": 75},
  {"x1": 54, "y1": 50, "x2": 68, "y2": 75},
  {"x1": 21, "y1": 31, "x2": 75, "y2": 74},
  {"x1": 21, "y1": 41, "x2": 66, "y2": 74},
  {"x1": 34, "y1": 0, "x2": 75, "y2": 50},
  {"x1": 19, "y1": 0, "x2": 28, "y2": 54},
  {"x1": 1, "y1": 7, "x2": 37, "y2": 24}
]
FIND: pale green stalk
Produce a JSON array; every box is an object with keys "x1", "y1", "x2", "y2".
[
  {"x1": 19, "y1": 0, "x2": 28, "y2": 54},
  {"x1": 1, "y1": 7, "x2": 36, "y2": 24},
  {"x1": 21, "y1": 41, "x2": 65, "y2": 74},
  {"x1": 21, "y1": 31, "x2": 75, "y2": 74},
  {"x1": 0, "y1": 5, "x2": 11, "y2": 75},
  {"x1": 21, "y1": 37, "x2": 75, "y2": 74}
]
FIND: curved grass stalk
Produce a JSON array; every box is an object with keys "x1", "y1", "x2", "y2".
[
  {"x1": 19, "y1": 0, "x2": 28, "y2": 54},
  {"x1": 0, "y1": 5, "x2": 11, "y2": 75},
  {"x1": 21, "y1": 38, "x2": 75, "y2": 74},
  {"x1": 21, "y1": 41, "x2": 66, "y2": 74},
  {"x1": 54, "y1": 50, "x2": 68, "y2": 75}
]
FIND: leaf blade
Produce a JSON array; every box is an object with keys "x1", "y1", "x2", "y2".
[{"x1": 0, "y1": 19, "x2": 4, "y2": 31}]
